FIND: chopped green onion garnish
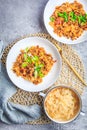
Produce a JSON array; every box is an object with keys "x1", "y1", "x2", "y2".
[
  {"x1": 69, "y1": 12, "x2": 77, "y2": 21},
  {"x1": 25, "y1": 47, "x2": 29, "y2": 52},
  {"x1": 34, "y1": 63, "x2": 44, "y2": 78},
  {"x1": 22, "y1": 62, "x2": 27, "y2": 67},
  {"x1": 24, "y1": 53, "x2": 27, "y2": 60},
  {"x1": 56, "y1": 11, "x2": 87, "y2": 24},
  {"x1": 34, "y1": 70, "x2": 38, "y2": 78},
  {"x1": 58, "y1": 12, "x2": 64, "y2": 17},
  {"x1": 78, "y1": 15, "x2": 86, "y2": 24},
  {"x1": 38, "y1": 64, "x2": 44, "y2": 68},
  {"x1": 50, "y1": 17, "x2": 55, "y2": 22},
  {"x1": 24, "y1": 53, "x2": 32, "y2": 63},
  {"x1": 63, "y1": 12, "x2": 68, "y2": 22},
  {"x1": 32, "y1": 55, "x2": 39, "y2": 63},
  {"x1": 38, "y1": 72, "x2": 44, "y2": 78},
  {"x1": 23, "y1": 52, "x2": 44, "y2": 77},
  {"x1": 35, "y1": 66, "x2": 41, "y2": 72},
  {"x1": 26, "y1": 56, "x2": 32, "y2": 63},
  {"x1": 58, "y1": 12, "x2": 68, "y2": 22},
  {"x1": 85, "y1": 14, "x2": 87, "y2": 19}
]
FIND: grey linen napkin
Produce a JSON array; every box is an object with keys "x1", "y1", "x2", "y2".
[{"x1": 0, "y1": 41, "x2": 42, "y2": 124}]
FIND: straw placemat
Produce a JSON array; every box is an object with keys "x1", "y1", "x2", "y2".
[{"x1": 1, "y1": 33, "x2": 85, "y2": 125}]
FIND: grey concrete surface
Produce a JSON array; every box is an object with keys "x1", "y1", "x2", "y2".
[{"x1": 0, "y1": 0, "x2": 87, "y2": 130}]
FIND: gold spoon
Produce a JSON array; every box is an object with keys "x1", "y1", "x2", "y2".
[{"x1": 54, "y1": 41, "x2": 87, "y2": 86}]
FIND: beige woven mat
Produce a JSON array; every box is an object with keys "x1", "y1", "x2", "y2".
[{"x1": 1, "y1": 33, "x2": 85, "y2": 125}]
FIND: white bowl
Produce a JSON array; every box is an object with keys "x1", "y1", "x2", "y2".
[
  {"x1": 44, "y1": 0, "x2": 87, "y2": 44},
  {"x1": 6, "y1": 37, "x2": 62, "y2": 92}
]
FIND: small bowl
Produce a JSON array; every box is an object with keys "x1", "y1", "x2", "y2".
[{"x1": 39, "y1": 85, "x2": 85, "y2": 124}]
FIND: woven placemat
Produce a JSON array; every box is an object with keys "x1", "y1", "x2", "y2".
[{"x1": 1, "y1": 33, "x2": 85, "y2": 125}]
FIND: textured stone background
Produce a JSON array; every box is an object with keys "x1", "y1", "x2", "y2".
[{"x1": 0, "y1": 0, "x2": 87, "y2": 130}]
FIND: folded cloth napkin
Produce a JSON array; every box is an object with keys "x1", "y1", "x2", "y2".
[{"x1": 0, "y1": 41, "x2": 42, "y2": 124}]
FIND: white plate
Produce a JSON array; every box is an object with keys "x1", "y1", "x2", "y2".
[
  {"x1": 6, "y1": 37, "x2": 62, "y2": 92},
  {"x1": 44, "y1": 0, "x2": 87, "y2": 44}
]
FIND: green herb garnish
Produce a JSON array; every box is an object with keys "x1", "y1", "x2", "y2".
[
  {"x1": 78, "y1": 15, "x2": 86, "y2": 24},
  {"x1": 58, "y1": 12, "x2": 68, "y2": 22},
  {"x1": 58, "y1": 12, "x2": 64, "y2": 17},
  {"x1": 24, "y1": 53, "x2": 27, "y2": 60},
  {"x1": 34, "y1": 70, "x2": 44, "y2": 78},
  {"x1": 54, "y1": 11, "x2": 87, "y2": 24},
  {"x1": 63, "y1": 12, "x2": 68, "y2": 22},
  {"x1": 38, "y1": 64, "x2": 44, "y2": 68},
  {"x1": 34, "y1": 64, "x2": 44, "y2": 78},
  {"x1": 24, "y1": 53, "x2": 32, "y2": 63},
  {"x1": 69, "y1": 12, "x2": 77, "y2": 21},
  {"x1": 26, "y1": 56, "x2": 32, "y2": 63},
  {"x1": 34, "y1": 70, "x2": 38, "y2": 78},
  {"x1": 32, "y1": 55, "x2": 39, "y2": 63},
  {"x1": 38, "y1": 72, "x2": 44, "y2": 78},
  {"x1": 22, "y1": 62, "x2": 27, "y2": 67},
  {"x1": 50, "y1": 17, "x2": 55, "y2": 22},
  {"x1": 85, "y1": 14, "x2": 87, "y2": 19},
  {"x1": 35, "y1": 66, "x2": 41, "y2": 72},
  {"x1": 23, "y1": 52, "x2": 44, "y2": 77},
  {"x1": 25, "y1": 47, "x2": 29, "y2": 52}
]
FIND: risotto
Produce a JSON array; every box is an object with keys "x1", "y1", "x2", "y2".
[
  {"x1": 49, "y1": 1, "x2": 87, "y2": 40},
  {"x1": 12, "y1": 45, "x2": 56, "y2": 85}
]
